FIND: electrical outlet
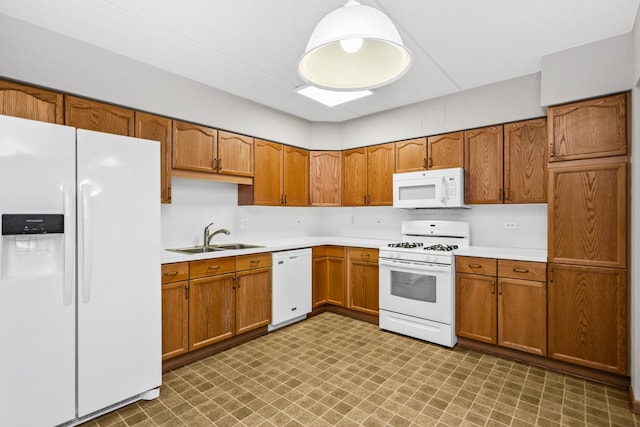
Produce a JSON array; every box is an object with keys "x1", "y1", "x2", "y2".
[
  {"x1": 351, "y1": 216, "x2": 356, "y2": 224},
  {"x1": 504, "y1": 221, "x2": 517, "y2": 229},
  {"x1": 240, "y1": 218, "x2": 249, "y2": 229}
]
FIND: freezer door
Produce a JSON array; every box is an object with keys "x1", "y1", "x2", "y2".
[
  {"x1": 0, "y1": 115, "x2": 76, "y2": 426},
  {"x1": 76, "y1": 129, "x2": 161, "y2": 416}
]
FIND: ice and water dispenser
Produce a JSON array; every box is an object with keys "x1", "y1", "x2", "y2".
[{"x1": 0, "y1": 214, "x2": 65, "y2": 280}]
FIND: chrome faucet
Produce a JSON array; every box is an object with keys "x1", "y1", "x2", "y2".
[{"x1": 203, "y1": 223, "x2": 230, "y2": 249}]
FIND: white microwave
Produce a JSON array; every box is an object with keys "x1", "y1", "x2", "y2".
[{"x1": 393, "y1": 167, "x2": 468, "y2": 209}]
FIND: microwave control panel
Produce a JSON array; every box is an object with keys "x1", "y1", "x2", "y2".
[{"x1": 444, "y1": 176, "x2": 459, "y2": 200}]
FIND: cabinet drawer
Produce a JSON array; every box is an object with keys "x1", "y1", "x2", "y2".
[
  {"x1": 349, "y1": 247, "x2": 379, "y2": 263},
  {"x1": 456, "y1": 256, "x2": 497, "y2": 275},
  {"x1": 498, "y1": 260, "x2": 546, "y2": 282},
  {"x1": 190, "y1": 257, "x2": 235, "y2": 279},
  {"x1": 162, "y1": 262, "x2": 189, "y2": 284},
  {"x1": 236, "y1": 253, "x2": 271, "y2": 271},
  {"x1": 313, "y1": 245, "x2": 345, "y2": 258}
]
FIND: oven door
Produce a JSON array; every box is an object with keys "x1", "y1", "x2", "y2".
[{"x1": 378, "y1": 258, "x2": 453, "y2": 324}]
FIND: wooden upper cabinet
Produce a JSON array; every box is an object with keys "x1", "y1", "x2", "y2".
[
  {"x1": 464, "y1": 125, "x2": 503, "y2": 204},
  {"x1": 548, "y1": 93, "x2": 627, "y2": 162},
  {"x1": 172, "y1": 120, "x2": 217, "y2": 173},
  {"x1": 251, "y1": 139, "x2": 283, "y2": 206},
  {"x1": 283, "y1": 145, "x2": 309, "y2": 206},
  {"x1": 0, "y1": 80, "x2": 63, "y2": 124},
  {"x1": 217, "y1": 131, "x2": 254, "y2": 177},
  {"x1": 548, "y1": 263, "x2": 627, "y2": 375},
  {"x1": 504, "y1": 118, "x2": 547, "y2": 203},
  {"x1": 548, "y1": 157, "x2": 626, "y2": 268},
  {"x1": 64, "y1": 95, "x2": 134, "y2": 136},
  {"x1": 367, "y1": 143, "x2": 395, "y2": 206},
  {"x1": 427, "y1": 131, "x2": 464, "y2": 170},
  {"x1": 310, "y1": 151, "x2": 342, "y2": 206},
  {"x1": 395, "y1": 138, "x2": 426, "y2": 173},
  {"x1": 135, "y1": 112, "x2": 172, "y2": 204},
  {"x1": 343, "y1": 148, "x2": 368, "y2": 206}
]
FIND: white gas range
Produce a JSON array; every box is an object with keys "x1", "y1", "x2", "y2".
[{"x1": 378, "y1": 220, "x2": 470, "y2": 348}]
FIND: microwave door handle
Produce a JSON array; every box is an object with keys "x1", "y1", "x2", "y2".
[{"x1": 441, "y1": 176, "x2": 447, "y2": 203}]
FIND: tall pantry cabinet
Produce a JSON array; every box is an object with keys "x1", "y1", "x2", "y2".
[{"x1": 546, "y1": 93, "x2": 629, "y2": 375}]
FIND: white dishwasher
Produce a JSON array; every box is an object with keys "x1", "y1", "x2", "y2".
[{"x1": 269, "y1": 248, "x2": 312, "y2": 331}]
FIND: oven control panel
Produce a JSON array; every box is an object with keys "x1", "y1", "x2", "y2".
[{"x1": 379, "y1": 250, "x2": 452, "y2": 265}]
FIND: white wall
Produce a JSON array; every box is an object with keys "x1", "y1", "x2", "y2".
[
  {"x1": 540, "y1": 33, "x2": 634, "y2": 107},
  {"x1": 0, "y1": 14, "x2": 312, "y2": 148},
  {"x1": 340, "y1": 73, "x2": 545, "y2": 149}
]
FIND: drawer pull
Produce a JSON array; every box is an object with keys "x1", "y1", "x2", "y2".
[
  {"x1": 513, "y1": 268, "x2": 529, "y2": 273},
  {"x1": 468, "y1": 263, "x2": 482, "y2": 268},
  {"x1": 207, "y1": 265, "x2": 220, "y2": 270},
  {"x1": 361, "y1": 253, "x2": 370, "y2": 257},
  {"x1": 163, "y1": 271, "x2": 179, "y2": 276},
  {"x1": 250, "y1": 260, "x2": 260, "y2": 264}
]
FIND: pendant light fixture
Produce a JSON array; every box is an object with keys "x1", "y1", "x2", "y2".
[{"x1": 298, "y1": 0, "x2": 412, "y2": 91}]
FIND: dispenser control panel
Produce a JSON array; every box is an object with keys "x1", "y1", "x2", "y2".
[{"x1": 2, "y1": 214, "x2": 64, "y2": 235}]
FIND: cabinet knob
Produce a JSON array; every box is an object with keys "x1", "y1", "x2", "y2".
[
  {"x1": 549, "y1": 143, "x2": 555, "y2": 158},
  {"x1": 491, "y1": 281, "x2": 496, "y2": 294}
]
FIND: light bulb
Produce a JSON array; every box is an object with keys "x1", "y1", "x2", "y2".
[{"x1": 339, "y1": 38, "x2": 363, "y2": 53}]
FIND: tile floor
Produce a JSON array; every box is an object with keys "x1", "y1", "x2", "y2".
[{"x1": 83, "y1": 312, "x2": 639, "y2": 427}]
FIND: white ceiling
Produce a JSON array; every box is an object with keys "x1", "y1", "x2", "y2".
[{"x1": 1, "y1": 0, "x2": 638, "y2": 122}]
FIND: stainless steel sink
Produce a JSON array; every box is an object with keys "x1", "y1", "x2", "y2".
[
  {"x1": 167, "y1": 243, "x2": 264, "y2": 254},
  {"x1": 211, "y1": 243, "x2": 264, "y2": 250}
]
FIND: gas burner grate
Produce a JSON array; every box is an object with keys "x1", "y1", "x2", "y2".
[
  {"x1": 388, "y1": 242, "x2": 424, "y2": 249},
  {"x1": 423, "y1": 244, "x2": 459, "y2": 252}
]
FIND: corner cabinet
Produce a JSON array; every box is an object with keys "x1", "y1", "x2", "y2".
[
  {"x1": 347, "y1": 248, "x2": 379, "y2": 315},
  {"x1": 0, "y1": 80, "x2": 64, "y2": 124},
  {"x1": 312, "y1": 246, "x2": 346, "y2": 307},
  {"x1": 309, "y1": 151, "x2": 342, "y2": 206}
]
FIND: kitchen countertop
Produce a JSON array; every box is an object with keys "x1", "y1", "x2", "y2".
[
  {"x1": 161, "y1": 236, "x2": 396, "y2": 264},
  {"x1": 454, "y1": 246, "x2": 547, "y2": 262}
]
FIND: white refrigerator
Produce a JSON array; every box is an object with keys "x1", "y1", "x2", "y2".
[{"x1": 0, "y1": 115, "x2": 161, "y2": 427}]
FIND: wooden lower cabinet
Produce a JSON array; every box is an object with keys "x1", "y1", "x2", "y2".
[
  {"x1": 161, "y1": 253, "x2": 271, "y2": 361},
  {"x1": 161, "y1": 262, "x2": 189, "y2": 361},
  {"x1": 312, "y1": 246, "x2": 346, "y2": 307},
  {"x1": 456, "y1": 256, "x2": 547, "y2": 356},
  {"x1": 235, "y1": 254, "x2": 272, "y2": 334},
  {"x1": 347, "y1": 248, "x2": 379, "y2": 315},
  {"x1": 189, "y1": 273, "x2": 235, "y2": 350},
  {"x1": 547, "y1": 263, "x2": 627, "y2": 375}
]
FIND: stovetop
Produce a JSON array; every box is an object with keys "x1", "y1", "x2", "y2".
[{"x1": 386, "y1": 242, "x2": 459, "y2": 252}]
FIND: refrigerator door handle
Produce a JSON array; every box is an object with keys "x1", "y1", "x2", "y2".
[
  {"x1": 79, "y1": 184, "x2": 92, "y2": 304},
  {"x1": 62, "y1": 184, "x2": 74, "y2": 306}
]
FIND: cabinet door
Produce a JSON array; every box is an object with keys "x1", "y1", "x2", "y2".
[
  {"x1": 464, "y1": 126, "x2": 503, "y2": 204},
  {"x1": 161, "y1": 281, "x2": 189, "y2": 360},
  {"x1": 548, "y1": 158, "x2": 626, "y2": 268},
  {"x1": 283, "y1": 145, "x2": 309, "y2": 206},
  {"x1": 367, "y1": 143, "x2": 395, "y2": 206},
  {"x1": 235, "y1": 267, "x2": 271, "y2": 334},
  {"x1": 189, "y1": 274, "x2": 235, "y2": 350},
  {"x1": 498, "y1": 278, "x2": 546, "y2": 356},
  {"x1": 327, "y1": 257, "x2": 346, "y2": 306},
  {"x1": 548, "y1": 93, "x2": 627, "y2": 162},
  {"x1": 0, "y1": 80, "x2": 64, "y2": 124},
  {"x1": 455, "y1": 273, "x2": 497, "y2": 344},
  {"x1": 427, "y1": 132, "x2": 464, "y2": 170},
  {"x1": 395, "y1": 138, "x2": 426, "y2": 173},
  {"x1": 312, "y1": 257, "x2": 329, "y2": 308},
  {"x1": 64, "y1": 95, "x2": 134, "y2": 136},
  {"x1": 135, "y1": 112, "x2": 172, "y2": 203},
  {"x1": 218, "y1": 131, "x2": 254, "y2": 177},
  {"x1": 349, "y1": 260, "x2": 378, "y2": 315},
  {"x1": 310, "y1": 151, "x2": 342, "y2": 206},
  {"x1": 504, "y1": 118, "x2": 547, "y2": 203},
  {"x1": 253, "y1": 139, "x2": 283, "y2": 206},
  {"x1": 342, "y1": 148, "x2": 367, "y2": 206},
  {"x1": 548, "y1": 263, "x2": 627, "y2": 375},
  {"x1": 172, "y1": 121, "x2": 217, "y2": 173}
]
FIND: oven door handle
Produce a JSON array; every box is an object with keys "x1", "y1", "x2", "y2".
[{"x1": 379, "y1": 258, "x2": 452, "y2": 272}]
